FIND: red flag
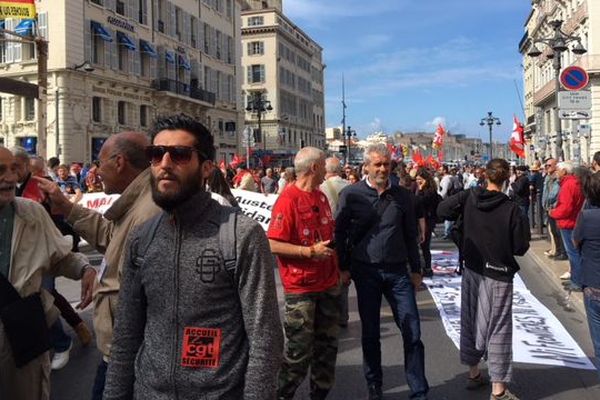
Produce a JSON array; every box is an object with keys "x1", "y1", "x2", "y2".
[
  {"x1": 509, "y1": 116, "x2": 525, "y2": 158},
  {"x1": 413, "y1": 149, "x2": 424, "y2": 166}
]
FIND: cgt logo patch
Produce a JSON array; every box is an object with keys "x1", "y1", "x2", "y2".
[
  {"x1": 196, "y1": 249, "x2": 221, "y2": 283},
  {"x1": 181, "y1": 327, "x2": 222, "y2": 368}
]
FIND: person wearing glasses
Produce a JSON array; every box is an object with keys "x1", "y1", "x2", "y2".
[
  {"x1": 103, "y1": 114, "x2": 282, "y2": 400},
  {"x1": 35, "y1": 131, "x2": 160, "y2": 400}
]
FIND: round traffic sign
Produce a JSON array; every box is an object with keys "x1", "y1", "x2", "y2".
[{"x1": 560, "y1": 66, "x2": 589, "y2": 91}]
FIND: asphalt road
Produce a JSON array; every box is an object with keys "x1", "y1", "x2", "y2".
[{"x1": 50, "y1": 237, "x2": 600, "y2": 400}]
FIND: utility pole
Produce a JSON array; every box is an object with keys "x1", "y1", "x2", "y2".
[{"x1": 341, "y1": 75, "x2": 348, "y2": 165}]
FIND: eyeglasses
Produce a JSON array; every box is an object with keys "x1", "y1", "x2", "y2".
[
  {"x1": 97, "y1": 154, "x2": 118, "y2": 167},
  {"x1": 145, "y1": 145, "x2": 205, "y2": 165}
]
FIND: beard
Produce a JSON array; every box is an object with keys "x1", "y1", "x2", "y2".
[{"x1": 150, "y1": 171, "x2": 205, "y2": 212}]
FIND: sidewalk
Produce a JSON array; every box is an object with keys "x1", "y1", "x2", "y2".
[{"x1": 525, "y1": 230, "x2": 585, "y2": 314}]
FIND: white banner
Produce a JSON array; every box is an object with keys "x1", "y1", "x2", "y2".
[
  {"x1": 231, "y1": 189, "x2": 278, "y2": 231},
  {"x1": 425, "y1": 251, "x2": 596, "y2": 370},
  {"x1": 78, "y1": 192, "x2": 121, "y2": 215}
]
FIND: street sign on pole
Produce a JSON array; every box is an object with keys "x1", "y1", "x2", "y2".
[
  {"x1": 560, "y1": 66, "x2": 589, "y2": 91},
  {"x1": 559, "y1": 110, "x2": 591, "y2": 120},
  {"x1": 558, "y1": 91, "x2": 591, "y2": 110}
]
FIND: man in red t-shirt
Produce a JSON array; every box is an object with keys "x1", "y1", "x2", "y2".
[{"x1": 268, "y1": 147, "x2": 349, "y2": 400}]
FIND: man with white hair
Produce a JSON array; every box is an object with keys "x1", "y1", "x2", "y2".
[
  {"x1": 335, "y1": 143, "x2": 428, "y2": 400},
  {"x1": 261, "y1": 167, "x2": 278, "y2": 194},
  {"x1": 320, "y1": 157, "x2": 351, "y2": 326},
  {"x1": 549, "y1": 161, "x2": 585, "y2": 290},
  {"x1": 268, "y1": 147, "x2": 348, "y2": 400}
]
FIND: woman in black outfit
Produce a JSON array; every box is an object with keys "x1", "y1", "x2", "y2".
[{"x1": 415, "y1": 168, "x2": 440, "y2": 277}]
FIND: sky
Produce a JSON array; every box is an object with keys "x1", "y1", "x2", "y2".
[{"x1": 284, "y1": 0, "x2": 532, "y2": 143}]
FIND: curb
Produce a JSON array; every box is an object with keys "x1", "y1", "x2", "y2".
[{"x1": 525, "y1": 245, "x2": 586, "y2": 316}]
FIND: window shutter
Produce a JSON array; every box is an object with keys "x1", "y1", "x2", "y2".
[
  {"x1": 247, "y1": 66, "x2": 251, "y2": 84},
  {"x1": 149, "y1": 55, "x2": 157, "y2": 79},
  {"x1": 184, "y1": 66, "x2": 191, "y2": 86},
  {"x1": 132, "y1": 0, "x2": 139, "y2": 22},
  {"x1": 153, "y1": 0, "x2": 159, "y2": 30},
  {"x1": 13, "y1": 19, "x2": 22, "y2": 62},
  {"x1": 109, "y1": 28, "x2": 118, "y2": 70},
  {"x1": 142, "y1": 0, "x2": 148, "y2": 24},
  {"x1": 190, "y1": 58, "x2": 199, "y2": 81},
  {"x1": 169, "y1": 2, "x2": 176, "y2": 37},
  {"x1": 260, "y1": 65, "x2": 265, "y2": 82},
  {"x1": 184, "y1": 13, "x2": 191, "y2": 46},
  {"x1": 157, "y1": 46, "x2": 166, "y2": 78},
  {"x1": 5, "y1": 20, "x2": 13, "y2": 63},
  {"x1": 129, "y1": 49, "x2": 135, "y2": 75},
  {"x1": 167, "y1": 58, "x2": 175, "y2": 80},
  {"x1": 84, "y1": 19, "x2": 91, "y2": 64},
  {"x1": 104, "y1": 26, "x2": 112, "y2": 68}
]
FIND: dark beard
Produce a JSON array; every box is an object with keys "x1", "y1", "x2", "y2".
[{"x1": 150, "y1": 173, "x2": 204, "y2": 212}]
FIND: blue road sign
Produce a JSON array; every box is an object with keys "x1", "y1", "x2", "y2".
[{"x1": 560, "y1": 66, "x2": 589, "y2": 91}]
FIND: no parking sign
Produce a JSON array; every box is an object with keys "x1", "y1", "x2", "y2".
[{"x1": 560, "y1": 66, "x2": 589, "y2": 91}]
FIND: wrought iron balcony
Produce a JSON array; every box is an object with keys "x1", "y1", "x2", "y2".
[{"x1": 152, "y1": 78, "x2": 216, "y2": 105}]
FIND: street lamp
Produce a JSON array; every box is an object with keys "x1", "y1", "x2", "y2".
[
  {"x1": 344, "y1": 125, "x2": 356, "y2": 165},
  {"x1": 527, "y1": 19, "x2": 587, "y2": 160},
  {"x1": 245, "y1": 91, "x2": 273, "y2": 152},
  {"x1": 479, "y1": 112, "x2": 501, "y2": 160}
]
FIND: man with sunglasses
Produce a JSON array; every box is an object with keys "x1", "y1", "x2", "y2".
[
  {"x1": 35, "y1": 131, "x2": 160, "y2": 400},
  {"x1": 103, "y1": 114, "x2": 282, "y2": 400}
]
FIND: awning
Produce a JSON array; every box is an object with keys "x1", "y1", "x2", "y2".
[
  {"x1": 15, "y1": 19, "x2": 34, "y2": 36},
  {"x1": 140, "y1": 39, "x2": 158, "y2": 58},
  {"x1": 178, "y1": 54, "x2": 191, "y2": 70},
  {"x1": 91, "y1": 21, "x2": 113, "y2": 42},
  {"x1": 165, "y1": 50, "x2": 176, "y2": 64},
  {"x1": 117, "y1": 31, "x2": 136, "y2": 51}
]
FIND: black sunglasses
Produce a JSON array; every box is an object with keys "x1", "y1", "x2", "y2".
[{"x1": 145, "y1": 145, "x2": 205, "y2": 165}]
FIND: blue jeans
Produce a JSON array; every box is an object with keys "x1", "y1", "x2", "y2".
[
  {"x1": 352, "y1": 265, "x2": 429, "y2": 398},
  {"x1": 92, "y1": 359, "x2": 108, "y2": 400},
  {"x1": 42, "y1": 275, "x2": 72, "y2": 352},
  {"x1": 584, "y1": 291, "x2": 600, "y2": 381},
  {"x1": 560, "y1": 229, "x2": 582, "y2": 287}
]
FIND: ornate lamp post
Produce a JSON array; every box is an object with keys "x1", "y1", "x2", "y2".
[
  {"x1": 480, "y1": 112, "x2": 501, "y2": 160},
  {"x1": 527, "y1": 20, "x2": 587, "y2": 160},
  {"x1": 345, "y1": 126, "x2": 356, "y2": 165},
  {"x1": 245, "y1": 92, "x2": 273, "y2": 152}
]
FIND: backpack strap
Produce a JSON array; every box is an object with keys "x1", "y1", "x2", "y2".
[
  {"x1": 131, "y1": 213, "x2": 164, "y2": 269},
  {"x1": 218, "y1": 206, "x2": 238, "y2": 277}
]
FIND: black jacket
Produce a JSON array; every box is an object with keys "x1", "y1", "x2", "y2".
[
  {"x1": 437, "y1": 187, "x2": 530, "y2": 282},
  {"x1": 511, "y1": 175, "x2": 530, "y2": 207},
  {"x1": 415, "y1": 188, "x2": 440, "y2": 229},
  {"x1": 335, "y1": 180, "x2": 420, "y2": 273}
]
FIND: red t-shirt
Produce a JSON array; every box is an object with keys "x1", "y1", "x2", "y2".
[{"x1": 267, "y1": 184, "x2": 339, "y2": 294}]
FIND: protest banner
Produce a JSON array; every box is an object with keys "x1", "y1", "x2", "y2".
[
  {"x1": 78, "y1": 192, "x2": 121, "y2": 215},
  {"x1": 231, "y1": 189, "x2": 277, "y2": 231},
  {"x1": 425, "y1": 251, "x2": 596, "y2": 370}
]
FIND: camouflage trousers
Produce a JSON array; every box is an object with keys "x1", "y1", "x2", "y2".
[{"x1": 278, "y1": 283, "x2": 342, "y2": 400}]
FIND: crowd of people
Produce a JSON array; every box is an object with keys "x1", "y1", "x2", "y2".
[{"x1": 0, "y1": 113, "x2": 599, "y2": 400}]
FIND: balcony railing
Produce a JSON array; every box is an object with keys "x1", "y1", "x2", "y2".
[{"x1": 152, "y1": 78, "x2": 216, "y2": 105}]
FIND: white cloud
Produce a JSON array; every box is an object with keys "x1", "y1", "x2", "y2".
[
  {"x1": 427, "y1": 116, "x2": 446, "y2": 128},
  {"x1": 369, "y1": 118, "x2": 383, "y2": 132}
]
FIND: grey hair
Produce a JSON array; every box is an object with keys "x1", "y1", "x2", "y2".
[
  {"x1": 294, "y1": 147, "x2": 325, "y2": 175},
  {"x1": 111, "y1": 132, "x2": 150, "y2": 170},
  {"x1": 325, "y1": 157, "x2": 342, "y2": 174},
  {"x1": 10, "y1": 146, "x2": 30, "y2": 160},
  {"x1": 363, "y1": 143, "x2": 390, "y2": 165},
  {"x1": 557, "y1": 161, "x2": 574, "y2": 174}
]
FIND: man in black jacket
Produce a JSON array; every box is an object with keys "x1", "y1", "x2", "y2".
[
  {"x1": 335, "y1": 143, "x2": 428, "y2": 400},
  {"x1": 510, "y1": 165, "x2": 530, "y2": 219}
]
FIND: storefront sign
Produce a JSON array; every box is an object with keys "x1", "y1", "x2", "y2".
[
  {"x1": 107, "y1": 15, "x2": 135, "y2": 33},
  {"x1": 91, "y1": 85, "x2": 152, "y2": 102},
  {"x1": 0, "y1": 0, "x2": 36, "y2": 18}
]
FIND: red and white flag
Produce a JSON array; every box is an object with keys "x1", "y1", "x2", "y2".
[
  {"x1": 509, "y1": 116, "x2": 525, "y2": 158},
  {"x1": 432, "y1": 123, "x2": 446, "y2": 150}
]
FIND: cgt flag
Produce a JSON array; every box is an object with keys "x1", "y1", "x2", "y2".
[
  {"x1": 0, "y1": 0, "x2": 36, "y2": 19},
  {"x1": 432, "y1": 123, "x2": 446, "y2": 150},
  {"x1": 509, "y1": 115, "x2": 525, "y2": 158}
]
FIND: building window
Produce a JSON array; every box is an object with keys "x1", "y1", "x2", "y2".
[
  {"x1": 92, "y1": 97, "x2": 102, "y2": 122},
  {"x1": 116, "y1": 0, "x2": 126, "y2": 16},
  {"x1": 117, "y1": 101, "x2": 126, "y2": 125},
  {"x1": 248, "y1": 16, "x2": 264, "y2": 26},
  {"x1": 247, "y1": 41, "x2": 264, "y2": 55},
  {"x1": 92, "y1": 32, "x2": 105, "y2": 65},
  {"x1": 91, "y1": 0, "x2": 103, "y2": 5},
  {"x1": 24, "y1": 97, "x2": 35, "y2": 121},
  {"x1": 140, "y1": 105, "x2": 148, "y2": 127},
  {"x1": 0, "y1": 98, "x2": 3, "y2": 121},
  {"x1": 191, "y1": 17, "x2": 197, "y2": 48},
  {"x1": 175, "y1": 7, "x2": 182, "y2": 40},
  {"x1": 247, "y1": 64, "x2": 265, "y2": 83},
  {"x1": 138, "y1": 0, "x2": 148, "y2": 24}
]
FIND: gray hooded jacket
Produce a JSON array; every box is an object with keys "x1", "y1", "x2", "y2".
[{"x1": 103, "y1": 192, "x2": 283, "y2": 400}]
